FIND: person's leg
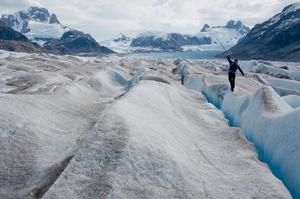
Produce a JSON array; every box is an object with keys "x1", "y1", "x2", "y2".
[
  {"x1": 232, "y1": 73, "x2": 236, "y2": 92},
  {"x1": 228, "y1": 73, "x2": 235, "y2": 92}
]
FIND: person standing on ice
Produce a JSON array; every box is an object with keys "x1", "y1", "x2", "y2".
[{"x1": 226, "y1": 53, "x2": 245, "y2": 92}]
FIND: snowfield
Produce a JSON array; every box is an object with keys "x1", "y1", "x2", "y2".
[
  {"x1": 196, "y1": 27, "x2": 243, "y2": 49},
  {"x1": 0, "y1": 50, "x2": 298, "y2": 198},
  {"x1": 25, "y1": 21, "x2": 68, "y2": 42}
]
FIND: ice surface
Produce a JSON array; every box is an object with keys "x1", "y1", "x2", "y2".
[
  {"x1": 43, "y1": 74, "x2": 290, "y2": 199},
  {"x1": 283, "y1": 95, "x2": 300, "y2": 108},
  {"x1": 266, "y1": 78, "x2": 300, "y2": 96},
  {"x1": 178, "y1": 58, "x2": 300, "y2": 198},
  {"x1": 0, "y1": 50, "x2": 295, "y2": 198},
  {"x1": 220, "y1": 87, "x2": 300, "y2": 198},
  {"x1": 0, "y1": 52, "x2": 127, "y2": 199}
]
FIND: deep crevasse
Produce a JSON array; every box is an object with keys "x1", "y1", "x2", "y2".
[{"x1": 183, "y1": 72, "x2": 300, "y2": 199}]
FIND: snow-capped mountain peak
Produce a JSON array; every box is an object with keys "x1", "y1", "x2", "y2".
[
  {"x1": 200, "y1": 24, "x2": 210, "y2": 32},
  {"x1": 195, "y1": 20, "x2": 250, "y2": 49},
  {"x1": 27, "y1": 7, "x2": 59, "y2": 24},
  {"x1": 228, "y1": 2, "x2": 300, "y2": 61},
  {"x1": 103, "y1": 20, "x2": 250, "y2": 53},
  {"x1": 137, "y1": 31, "x2": 169, "y2": 40},
  {"x1": 225, "y1": 20, "x2": 250, "y2": 35},
  {"x1": 201, "y1": 20, "x2": 250, "y2": 36},
  {"x1": 131, "y1": 31, "x2": 211, "y2": 51},
  {"x1": 1, "y1": 7, "x2": 68, "y2": 43},
  {"x1": 113, "y1": 33, "x2": 131, "y2": 42},
  {"x1": 100, "y1": 33, "x2": 133, "y2": 53},
  {"x1": 260, "y1": 2, "x2": 300, "y2": 30},
  {"x1": 282, "y1": 2, "x2": 300, "y2": 15}
]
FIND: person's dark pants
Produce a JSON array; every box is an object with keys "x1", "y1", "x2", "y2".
[{"x1": 228, "y1": 72, "x2": 236, "y2": 92}]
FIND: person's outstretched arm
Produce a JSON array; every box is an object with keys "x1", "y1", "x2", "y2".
[
  {"x1": 238, "y1": 65, "x2": 245, "y2": 76},
  {"x1": 227, "y1": 56, "x2": 233, "y2": 64}
]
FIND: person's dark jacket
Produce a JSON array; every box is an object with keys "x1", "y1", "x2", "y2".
[{"x1": 227, "y1": 56, "x2": 245, "y2": 76}]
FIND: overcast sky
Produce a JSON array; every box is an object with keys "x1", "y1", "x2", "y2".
[{"x1": 0, "y1": 0, "x2": 298, "y2": 40}]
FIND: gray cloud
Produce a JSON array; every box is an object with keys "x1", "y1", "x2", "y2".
[
  {"x1": 0, "y1": 0, "x2": 298, "y2": 40},
  {"x1": 0, "y1": 0, "x2": 40, "y2": 13}
]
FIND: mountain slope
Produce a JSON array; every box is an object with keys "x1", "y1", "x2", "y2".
[
  {"x1": 197, "y1": 20, "x2": 250, "y2": 48},
  {"x1": 130, "y1": 31, "x2": 211, "y2": 51},
  {"x1": 128, "y1": 20, "x2": 249, "y2": 52},
  {"x1": 224, "y1": 20, "x2": 251, "y2": 35},
  {"x1": 228, "y1": 3, "x2": 300, "y2": 61},
  {"x1": 1, "y1": 6, "x2": 114, "y2": 55},
  {"x1": 100, "y1": 33, "x2": 133, "y2": 53},
  {"x1": 0, "y1": 21, "x2": 42, "y2": 53},
  {"x1": 43, "y1": 30, "x2": 114, "y2": 55}
]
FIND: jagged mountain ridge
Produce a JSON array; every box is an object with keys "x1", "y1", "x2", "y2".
[
  {"x1": 130, "y1": 32, "x2": 212, "y2": 51},
  {"x1": 1, "y1": 7, "x2": 114, "y2": 55},
  {"x1": 127, "y1": 20, "x2": 249, "y2": 52},
  {"x1": 1, "y1": 7, "x2": 68, "y2": 43},
  {"x1": 201, "y1": 20, "x2": 250, "y2": 35},
  {"x1": 43, "y1": 30, "x2": 114, "y2": 55},
  {"x1": 228, "y1": 2, "x2": 300, "y2": 61}
]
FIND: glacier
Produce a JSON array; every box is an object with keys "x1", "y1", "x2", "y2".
[
  {"x1": 0, "y1": 49, "x2": 297, "y2": 198},
  {"x1": 179, "y1": 58, "x2": 300, "y2": 199}
]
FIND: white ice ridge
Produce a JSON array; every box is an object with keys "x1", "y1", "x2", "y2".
[
  {"x1": 43, "y1": 75, "x2": 290, "y2": 199},
  {"x1": 0, "y1": 51, "x2": 293, "y2": 198},
  {"x1": 180, "y1": 58, "x2": 300, "y2": 198}
]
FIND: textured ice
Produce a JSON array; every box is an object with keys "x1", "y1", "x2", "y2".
[
  {"x1": 179, "y1": 58, "x2": 300, "y2": 198},
  {"x1": 0, "y1": 51, "x2": 293, "y2": 198},
  {"x1": 43, "y1": 74, "x2": 290, "y2": 199},
  {"x1": 283, "y1": 95, "x2": 300, "y2": 108}
]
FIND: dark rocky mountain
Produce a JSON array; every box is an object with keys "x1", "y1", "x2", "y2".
[
  {"x1": 228, "y1": 3, "x2": 300, "y2": 61},
  {"x1": 130, "y1": 20, "x2": 249, "y2": 52},
  {"x1": 43, "y1": 30, "x2": 114, "y2": 55},
  {"x1": 130, "y1": 32, "x2": 211, "y2": 51},
  {"x1": 200, "y1": 24, "x2": 210, "y2": 32},
  {"x1": 225, "y1": 20, "x2": 250, "y2": 35},
  {"x1": 201, "y1": 20, "x2": 250, "y2": 35},
  {"x1": 28, "y1": 7, "x2": 60, "y2": 24},
  {"x1": 113, "y1": 33, "x2": 131, "y2": 42},
  {"x1": 0, "y1": 21, "x2": 28, "y2": 41},
  {"x1": 0, "y1": 21, "x2": 42, "y2": 53}
]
